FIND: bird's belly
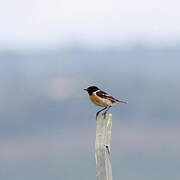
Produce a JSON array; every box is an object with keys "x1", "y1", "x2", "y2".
[{"x1": 89, "y1": 94, "x2": 112, "y2": 107}]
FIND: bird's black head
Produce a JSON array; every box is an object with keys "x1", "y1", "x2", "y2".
[{"x1": 84, "y1": 86, "x2": 99, "y2": 95}]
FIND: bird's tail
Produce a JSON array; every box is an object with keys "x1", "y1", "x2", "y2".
[{"x1": 117, "y1": 99, "x2": 128, "y2": 104}]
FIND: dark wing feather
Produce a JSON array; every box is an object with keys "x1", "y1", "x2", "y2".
[
  {"x1": 96, "y1": 90, "x2": 128, "y2": 104},
  {"x1": 96, "y1": 90, "x2": 119, "y2": 103}
]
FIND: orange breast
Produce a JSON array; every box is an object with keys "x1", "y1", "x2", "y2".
[{"x1": 89, "y1": 93, "x2": 105, "y2": 107}]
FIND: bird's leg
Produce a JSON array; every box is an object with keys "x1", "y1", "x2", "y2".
[
  {"x1": 96, "y1": 107, "x2": 107, "y2": 119},
  {"x1": 102, "y1": 106, "x2": 111, "y2": 119}
]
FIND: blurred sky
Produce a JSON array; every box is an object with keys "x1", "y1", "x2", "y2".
[
  {"x1": 0, "y1": 0, "x2": 180, "y2": 49},
  {"x1": 0, "y1": 1, "x2": 180, "y2": 180}
]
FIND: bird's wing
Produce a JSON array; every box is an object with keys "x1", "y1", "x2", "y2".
[
  {"x1": 96, "y1": 90, "x2": 128, "y2": 104},
  {"x1": 96, "y1": 90, "x2": 118, "y2": 103}
]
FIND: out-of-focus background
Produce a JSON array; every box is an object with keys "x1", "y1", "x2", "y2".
[{"x1": 0, "y1": 0, "x2": 180, "y2": 180}]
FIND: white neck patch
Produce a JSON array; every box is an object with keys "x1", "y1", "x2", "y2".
[{"x1": 94, "y1": 90, "x2": 100, "y2": 93}]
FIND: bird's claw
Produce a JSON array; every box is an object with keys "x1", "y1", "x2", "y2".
[
  {"x1": 96, "y1": 112, "x2": 99, "y2": 120},
  {"x1": 96, "y1": 112, "x2": 107, "y2": 119},
  {"x1": 102, "y1": 112, "x2": 107, "y2": 119}
]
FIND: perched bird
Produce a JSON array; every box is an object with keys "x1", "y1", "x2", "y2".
[{"x1": 84, "y1": 86, "x2": 128, "y2": 118}]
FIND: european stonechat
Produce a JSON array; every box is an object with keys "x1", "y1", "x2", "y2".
[{"x1": 84, "y1": 86, "x2": 128, "y2": 118}]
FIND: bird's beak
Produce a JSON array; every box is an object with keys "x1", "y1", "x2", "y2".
[{"x1": 84, "y1": 88, "x2": 87, "y2": 91}]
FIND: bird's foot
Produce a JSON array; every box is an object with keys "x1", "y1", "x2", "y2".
[
  {"x1": 102, "y1": 112, "x2": 107, "y2": 119},
  {"x1": 96, "y1": 112, "x2": 99, "y2": 120}
]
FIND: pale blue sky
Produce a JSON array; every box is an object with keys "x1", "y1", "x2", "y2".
[{"x1": 0, "y1": 0, "x2": 180, "y2": 49}]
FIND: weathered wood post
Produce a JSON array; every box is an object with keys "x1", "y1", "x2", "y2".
[{"x1": 95, "y1": 113, "x2": 113, "y2": 180}]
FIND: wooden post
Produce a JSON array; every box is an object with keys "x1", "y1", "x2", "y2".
[{"x1": 95, "y1": 113, "x2": 112, "y2": 180}]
